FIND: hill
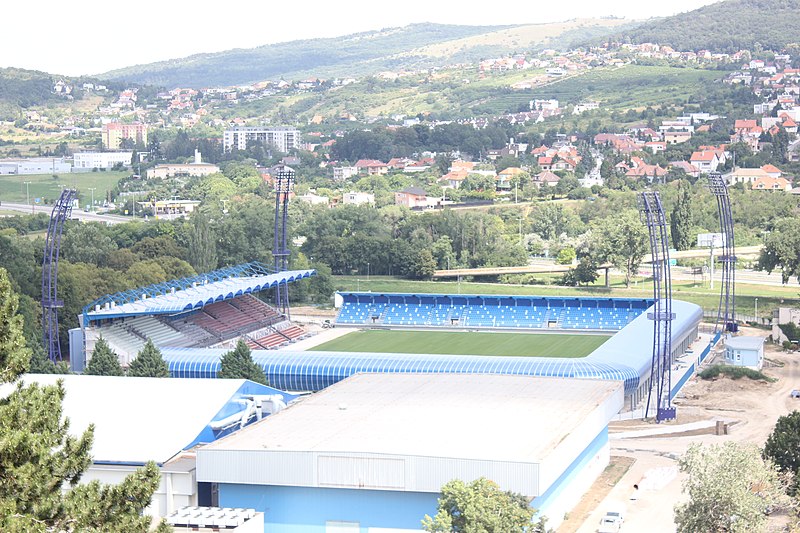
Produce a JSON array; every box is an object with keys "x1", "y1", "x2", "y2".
[
  {"x1": 602, "y1": 0, "x2": 800, "y2": 53},
  {"x1": 0, "y1": 68, "x2": 66, "y2": 119},
  {"x1": 97, "y1": 19, "x2": 635, "y2": 89}
]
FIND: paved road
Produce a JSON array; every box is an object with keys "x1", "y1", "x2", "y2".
[{"x1": 0, "y1": 202, "x2": 133, "y2": 225}]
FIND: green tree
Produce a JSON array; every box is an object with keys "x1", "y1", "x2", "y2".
[
  {"x1": 674, "y1": 442, "x2": 791, "y2": 533},
  {"x1": 409, "y1": 248, "x2": 437, "y2": 280},
  {"x1": 84, "y1": 337, "x2": 124, "y2": 376},
  {"x1": 421, "y1": 477, "x2": 535, "y2": 533},
  {"x1": 218, "y1": 339, "x2": 267, "y2": 385},
  {"x1": 0, "y1": 268, "x2": 29, "y2": 383},
  {"x1": 670, "y1": 180, "x2": 693, "y2": 251},
  {"x1": 0, "y1": 267, "x2": 166, "y2": 531},
  {"x1": 561, "y1": 256, "x2": 599, "y2": 286},
  {"x1": 127, "y1": 340, "x2": 170, "y2": 378},
  {"x1": 758, "y1": 217, "x2": 800, "y2": 284},
  {"x1": 187, "y1": 210, "x2": 218, "y2": 273},
  {"x1": 764, "y1": 411, "x2": 800, "y2": 495},
  {"x1": 590, "y1": 210, "x2": 648, "y2": 288},
  {"x1": 556, "y1": 247, "x2": 576, "y2": 265}
]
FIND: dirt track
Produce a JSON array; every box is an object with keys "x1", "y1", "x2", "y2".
[{"x1": 571, "y1": 334, "x2": 800, "y2": 533}]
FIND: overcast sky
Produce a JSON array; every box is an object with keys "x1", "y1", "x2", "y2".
[{"x1": 2, "y1": 0, "x2": 721, "y2": 76}]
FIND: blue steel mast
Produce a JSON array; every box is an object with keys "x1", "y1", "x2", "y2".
[
  {"x1": 42, "y1": 188, "x2": 76, "y2": 362},
  {"x1": 639, "y1": 191, "x2": 675, "y2": 422}
]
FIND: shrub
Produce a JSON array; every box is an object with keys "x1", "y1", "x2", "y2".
[{"x1": 698, "y1": 364, "x2": 774, "y2": 382}]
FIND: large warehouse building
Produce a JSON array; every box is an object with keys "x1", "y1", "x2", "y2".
[
  {"x1": 197, "y1": 373, "x2": 624, "y2": 532},
  {"x1": 3, "y1": 374, "x2": 296, "y2": 518}
]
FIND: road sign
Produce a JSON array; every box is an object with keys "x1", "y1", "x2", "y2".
[{"x1": 697, "y1": 233, "x2": 725, "y2": 247}]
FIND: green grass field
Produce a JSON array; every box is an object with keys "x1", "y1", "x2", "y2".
[
  {"x1": 310, "y1": 329, "x2": 608, "y2": 357},
  {"x1": 0, "y1": 171, "x2": 127, "y2": 204}
]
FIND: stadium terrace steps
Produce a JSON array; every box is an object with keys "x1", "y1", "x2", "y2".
[
  {"x1": 335, "y1": 295, "x2": 646, "y2": 331},
  {"x1": 245, "y1": 320, "x2": 312, "y2": 350}
]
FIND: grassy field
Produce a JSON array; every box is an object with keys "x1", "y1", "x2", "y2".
[
  {"x1": 517, "y1": 64, "x2": 723, "y2": 110},
  {"x1": 0, "y1": 171, "x2": 126, "y2": 204},
  {"x1": 310, "y1": 329, "x2": 608, "y2": 357},
  {"x1": 333, "y1": 275, "x2": 798, "y2": 323}
]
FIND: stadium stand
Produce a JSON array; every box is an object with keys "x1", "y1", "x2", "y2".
[
  {"x1": 75, "y1": 263, "x2": 317, "y2": 370},
  {"x1": 335, "y1": 293, "x2": 652, "y2": 331},
  {"x1": 163, "y1": 298, "x2": 705, "y2": 409}
]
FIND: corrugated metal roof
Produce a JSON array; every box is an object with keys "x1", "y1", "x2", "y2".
[
  {"x1": 164, "y1": 299, "x2": 703, "y2": 395},
  {"x1": 0, "y1": 375, "x2": 295, "y2": 464}
]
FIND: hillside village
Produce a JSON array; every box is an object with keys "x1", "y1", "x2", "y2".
[{"x1": 2, "y1": 38, "x2": 799, "y2": 212}]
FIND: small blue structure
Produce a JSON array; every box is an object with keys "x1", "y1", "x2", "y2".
[{"x1": 723, "y1": 335, "x2": 765, "y2": 369}]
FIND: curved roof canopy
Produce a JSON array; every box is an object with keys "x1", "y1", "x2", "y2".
[{"x1": 83, "y1": 262, "x2": 315, "y2": 325}]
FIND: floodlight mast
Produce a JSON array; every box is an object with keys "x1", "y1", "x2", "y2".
[
  {"x1": 42, "y1": 189, "x2": 76, "y2": 362},
  {"x1": 273, "y1": 166, "x2": 294, "y2": 317},
  {"x1": 708, "y1": 173, "x2": 737, "y2": 333},
  {"x1": 639, "y1": 191, "x2": 675, "y2": 423}
]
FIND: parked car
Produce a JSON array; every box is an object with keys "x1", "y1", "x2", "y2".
[
  {"x1": 598, "y1": 507, "x2": 625, "y2": 533},
  {"x1": 791, "y1": 389, "x2": 800, "y2": 399},
  {"x1": 322, "y1": 319, "x2": 334, "y2": 329}
]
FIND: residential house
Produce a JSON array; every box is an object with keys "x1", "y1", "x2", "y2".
[
  {"x1": 532, "y1": 171, "x2": 561, "y2": 188},
  {"x1": 538, "y1": 156, "x2": 553, "y2": 171},
  {"x1": 725, "y1": 167, "x2": 770, "y2": 185},
  {"x1": 496, "y1": 167, "x2": 526, "y2": 190},
  {"x1": 355, "y1": 159, "x2": 389, "y2": 175},
  {"x1": 342, "y1": 192, "x2": 375, "y2": 206},
  {"x1": 333, "y1": 166, "x2": 359, "y2": 181},
  {"x1": 552, "y1": 157, "x2": 577, "y2": 173},
  {"x1": 395, "y1": 186, "x2": 430, "y2": 208},
  {"x1": 689, "y1": 151, "x2": 721, "y2": 173},
  {"x1": 751, "y1": 176, "x2": 791, "y2": 191},
  {"x1": 646, "y1": 141, "x2": 666, "y2": 154},
  {"x1": 440, "y1": 170, "x2": 468, "y2": 189},
  {"x1": 761, "y1": 164, "x2": 783, "y2": 178},
  {"x1": 664, "y1": 131, "x2": 692, "y2": 145},
  {"x1": 670, "y1": 161, "x2": 701, "y2": 178},
  {"x1": 296, "y1": 192, "x2": 330, "y2": 206}
]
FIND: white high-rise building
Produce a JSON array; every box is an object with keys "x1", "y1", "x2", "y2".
[{"x1": 223, "y1": 127, "x2": 301, "y2": 153}]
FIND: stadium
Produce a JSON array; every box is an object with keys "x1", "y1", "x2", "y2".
[{"x1": 66, "y1": 262, "x2": 709, "y2": 531}]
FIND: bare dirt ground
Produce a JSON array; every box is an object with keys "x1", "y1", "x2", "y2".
[{"x1": 569, "y1": 334, "x2": 800, "y2": 533}]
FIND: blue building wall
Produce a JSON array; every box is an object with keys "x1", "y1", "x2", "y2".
[
  {"x1": 216, "y1": 428, "x2": 611, "y2": 532},
  {"x1": 532, "y1": 427, "x2": 608, "y2": 517},
  {"x1": 218, "y1": 484, "x2": 439, "y2": 533}
]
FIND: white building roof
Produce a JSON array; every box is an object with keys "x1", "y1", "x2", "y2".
[
  {"x1": 198, "y1": 373, "x2": 623, "y2": 496},
  {"x1": 1, "y1": 375, "x2": 277, "y2": 464},
  {"x1": 725, "y1": 335, "x2": 766, "y2": 350}
]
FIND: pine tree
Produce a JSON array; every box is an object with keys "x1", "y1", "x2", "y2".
[
  {"x1": 670, "y1": 180, "x2": 693, "y2": 251},
  {"x1": 0, "y1": 267, "x2": 167, "y2": 531},
  {"x1": 28, "y1": 343, "x2": 58, "y2": 374},
  {"x1": 127, "y1": 340, "x2": 170, "y2": 378},
  {"x1": 84, "y1": 337, "x2": 124, "y2": 376},
  {"x1": 187, "y1": 210, "x2": 218, "y2": 274},
  {"x1": 218, "y1": 339, "x2": 267, "y2": 385}
]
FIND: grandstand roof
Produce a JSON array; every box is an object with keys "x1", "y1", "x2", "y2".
[
  {"x1": 1, "y1": 374, "x2": 296, "y2": 465},
  {"x1": 83, "y1": 262, "x2": 315, "y2": 325}
]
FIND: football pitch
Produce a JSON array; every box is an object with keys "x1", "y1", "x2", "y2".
[{"x1": 309, "y1": 330, "x2": 609, "y2": 358}]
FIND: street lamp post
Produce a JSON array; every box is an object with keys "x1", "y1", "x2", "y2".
[
  {"x1": 755, "y1": 297, "x2": 759, "y2": 323},
  {"x1": 88, "y1": 188, "x2": 96, "y2": 212},
  {"x1": 367, "y1": 262, "x2": 370, "y2": 281},
  {"x1": 24, "y1": 181, "x2": 31, "y2": 205}
]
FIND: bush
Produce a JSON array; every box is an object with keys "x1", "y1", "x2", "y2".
[{"x1": 698, "y1": 364, "x2": 774, "y2": 382}]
